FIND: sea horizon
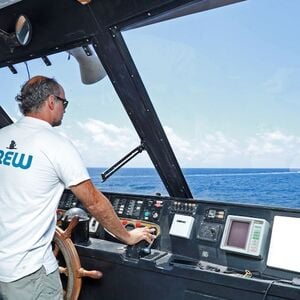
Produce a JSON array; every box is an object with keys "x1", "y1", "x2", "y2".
[{"x1": 87, "y1": 167, "x2": 300, "y2": 209}]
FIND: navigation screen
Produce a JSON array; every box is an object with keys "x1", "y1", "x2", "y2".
[
  {"x1": 221, "y1": 215, "x2": 269, "y2": 257},
  {"x1": 227, "y1": 220, "x2": 250, "y2": 249}
]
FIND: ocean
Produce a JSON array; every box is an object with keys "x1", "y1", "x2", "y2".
[{"x1": 88, "y1": 168, "x2": 300, "y2": 209}]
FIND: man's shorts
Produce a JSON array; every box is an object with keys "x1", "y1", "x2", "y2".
[{"x1": 0, "y1": 266, "x2": 63, "y2": 300}]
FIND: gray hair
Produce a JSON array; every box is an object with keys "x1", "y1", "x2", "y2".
[{"x1": 16, "y1": 76, "x2": 61, "y2": 114}]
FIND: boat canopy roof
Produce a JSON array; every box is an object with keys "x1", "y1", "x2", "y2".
[{"x1": 0, "y1": 0, "x2": 244, "y2": 68}]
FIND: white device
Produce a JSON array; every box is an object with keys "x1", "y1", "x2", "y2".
[
  {"x1": 220, "y1": 215, "x2": 269, "y2": 258},
  {"x1": 169, "y1": 214, "x2": 194, "y2": 239},
  {"x1": 267, "y1": 216, "x2": 300, "y2": 273}
]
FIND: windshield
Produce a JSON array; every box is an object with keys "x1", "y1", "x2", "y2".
[
  {"x1": 123, "y1": 0, "x2": 300, "y2": 207},
  {"x1": 1, "y1": 0, "x2": 300, "y2": 207}
]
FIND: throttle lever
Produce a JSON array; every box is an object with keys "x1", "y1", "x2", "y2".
[
  {"x1": 126, "y1": 240, "x2": 152, "y2": 259},
  {"x1": 140, "y1": 241, "x2": 152, "y2": 256}
]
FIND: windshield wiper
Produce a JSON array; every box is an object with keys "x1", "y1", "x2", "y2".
[{"x1": 101, "y1": 143, "x2": 145, "y2": 182}]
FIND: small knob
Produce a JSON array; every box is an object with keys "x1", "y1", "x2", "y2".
[
  {"x1": 152, "y1": 212, "x2": 159, "y2": 219},
  {"x1": 210, "y1": 228, "x2": 216, "y2": 237}
]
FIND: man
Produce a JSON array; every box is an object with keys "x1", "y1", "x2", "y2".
[{"x1": 0, "y1": 76, "x2": 154, "y2": 300}]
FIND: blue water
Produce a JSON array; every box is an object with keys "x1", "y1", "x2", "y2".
[{"x1": 88, "y1": 168, "x2": 300, "y2": 208}]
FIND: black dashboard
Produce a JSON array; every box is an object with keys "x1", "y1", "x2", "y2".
[{"x1": 57, "y1": 189, "x2": 300, "y2": 300}]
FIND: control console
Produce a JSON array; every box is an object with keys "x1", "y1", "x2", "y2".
[
  {"x1": 58, "y1": 190, "x2": 162, "y2": 244},
  {"x1": 57, "y1": 189, "x2": 300, "y2": 288},
  {"x1": 112, "y1": 196, "x2": 163, "y2": 222}
]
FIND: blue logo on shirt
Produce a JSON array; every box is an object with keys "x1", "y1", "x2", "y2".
[{"x1": 0, "y1": 149, "x2": 33, "y2": 169}]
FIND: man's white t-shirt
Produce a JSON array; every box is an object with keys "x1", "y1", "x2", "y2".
[{"x1": 0, "y1": 117, "x2": 90, "y2": 282}]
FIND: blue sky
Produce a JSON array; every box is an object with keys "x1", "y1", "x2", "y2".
[{"x1": 1, "y1": 0, "x2": 300, "y2": 168}]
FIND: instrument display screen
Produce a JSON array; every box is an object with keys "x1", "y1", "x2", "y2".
[
  {"x1": 220, "y1": 215, "x2": 269, "y2": 258},
  {"x1": 227, "y1": 220, "x2": 250, "y2": 249}
]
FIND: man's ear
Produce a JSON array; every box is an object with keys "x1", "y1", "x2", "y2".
[{"x1": 47, "y1": 95, "x2": 56, "y2": 110}]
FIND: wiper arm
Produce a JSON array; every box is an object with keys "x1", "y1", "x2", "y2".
[{"x1": 101, "y1": 143, "x2": 145, "y2": 182}]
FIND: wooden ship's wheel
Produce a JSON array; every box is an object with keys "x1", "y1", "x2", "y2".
[{"x1": 53, "y1": 217, "x2": 102, "y2": 300}]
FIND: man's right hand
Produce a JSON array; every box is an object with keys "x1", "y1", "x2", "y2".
[{"x1": 125, "y1": 227, "x2": 156, "y2": 245}]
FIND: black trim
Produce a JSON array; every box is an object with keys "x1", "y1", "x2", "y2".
[
  {"x1": 90, "y1": 21, "x2": 193, "y2": 198},
  {"x1": 0, "y1": 105, "x2": 13, "y2": 129}
]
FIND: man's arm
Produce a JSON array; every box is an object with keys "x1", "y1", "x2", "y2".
[{"x1": 70, "y1": 179, "x2": 154, "y2": 245}]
